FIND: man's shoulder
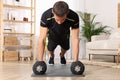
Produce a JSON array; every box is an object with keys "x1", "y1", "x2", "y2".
[
  {"x1": 42, "y1": 8, "x2": 53, "y2": 18},
  {"x1": 43, "y1": 8, "x2": 52, "y2": 14},
  {"x1": 69, "y1": 9, "x2": 78, "y2": 14},
  {"x1": 68, "y1": 9, "x2": 78, "y2": 18},
  {"x1": 67, "y1": 9, "x2": 79, "y2": 22}
]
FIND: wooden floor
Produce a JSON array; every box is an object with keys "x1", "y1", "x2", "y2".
[{"x1": 0, "y1": 60, "x2": 120, "y2": 80}]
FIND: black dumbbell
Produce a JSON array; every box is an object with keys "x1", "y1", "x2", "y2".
[
  {"x1": 32, "y1": 61, "x2": 47, "y2": 75},
  {"x1": 70, "y1": 61, "x2": 85, "y2": 75}
]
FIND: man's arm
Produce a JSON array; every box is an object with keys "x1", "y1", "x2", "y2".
[
  {"x1": 38, "y1": 26, "x2": 48, "y2": 61},
  {"x1": 71, "y1": 28, "x2": 79, "y2": 62}
]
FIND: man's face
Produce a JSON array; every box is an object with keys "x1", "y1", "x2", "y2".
[{"x1": 53, "y1": 14, "x2": 67, "y2": 24}]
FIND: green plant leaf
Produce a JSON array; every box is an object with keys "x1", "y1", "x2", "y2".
[{"x1": 77, "y1": 11, "x2": 111, "y2": 42}]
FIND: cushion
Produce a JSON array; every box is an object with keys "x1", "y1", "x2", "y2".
[{"x1": 87, "y1": 39, "x2": 120, "y2": 50}]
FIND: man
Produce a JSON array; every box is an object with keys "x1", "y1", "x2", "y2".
[{"x1": 38, "y1": 1, "x2": 79, "y2": 65}]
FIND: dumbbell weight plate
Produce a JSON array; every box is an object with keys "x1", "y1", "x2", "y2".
[
  {"x1": 70, "y1": 61, "x2": 85, "y2": 75},
  {"x1": 33, "y1": 61, "x2": 47, "y2": 75}
]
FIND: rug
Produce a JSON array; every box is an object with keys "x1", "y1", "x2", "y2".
[{"x1": 31, "y1": 64, "x2": 85, "y2": 77}]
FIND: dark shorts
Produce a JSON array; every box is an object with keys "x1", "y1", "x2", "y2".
[{"x1": 47, "y1": 38, "x2": 70, "y2": 51}]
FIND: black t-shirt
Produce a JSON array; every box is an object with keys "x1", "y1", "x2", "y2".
[{"x1": 40, "y1": 8, "x2": 79, "y2": 41}]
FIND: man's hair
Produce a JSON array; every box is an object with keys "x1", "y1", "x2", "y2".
[{"x1": 53, "y1": 1, "x2": 69, "y2": 17}]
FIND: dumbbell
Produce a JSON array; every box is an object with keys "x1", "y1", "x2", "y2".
[
  {"x1": 70, "y1": 61, "x2": 85, "y2": 75},
  {"x1": 32, "y1": 61, "x2": 47, "y2": 75}
]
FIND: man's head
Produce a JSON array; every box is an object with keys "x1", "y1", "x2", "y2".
[{"x1": 52, "y1": 1, "x2": 69, "y2": 24}]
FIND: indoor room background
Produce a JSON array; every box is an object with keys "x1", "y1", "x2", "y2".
[
  {"x1": 35, "y1": 0, "x2": 120, "y2": 60},
  {"x1": 2, "y1": 0, "x2": 120, "y2": 60}
]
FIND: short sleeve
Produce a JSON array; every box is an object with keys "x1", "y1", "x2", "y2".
[
  {"x1": 40, "y1": 12, "x2": 48, "y2": 27},
  {"x1": 71, "y1": 13, "x2": 79, "y2": 29}
]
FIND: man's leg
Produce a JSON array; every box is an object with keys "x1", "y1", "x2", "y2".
[
  {"x1": 47, "y1": 39, "x2": 57, "y2": 65},
  {"x1": 49, "y1": 51, "x2": 54, "y2": 58},
  {"x1": 60, "y1": 38, "x2": 69, "y2": 64},
  {"x1": 60, "y1": 48, "x2": 66, "y2": 57},
  {"x1": 60, "y1": 48, "x2": 67, "y2": 64},
  {"x1": 48, "y1": 51, "x2": 54, "y2": 65}
]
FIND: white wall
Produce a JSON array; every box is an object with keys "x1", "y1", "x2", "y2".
[{"x1": 85, "y1": 0, "x2": 120, "y2": 28}]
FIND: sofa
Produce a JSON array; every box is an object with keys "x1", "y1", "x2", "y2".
[{"x1": 86, "y1": 28, "x2": 120, "y2": 63}]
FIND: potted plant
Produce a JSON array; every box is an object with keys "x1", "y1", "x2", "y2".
[{"x1": 77, "y1": 12, "x2": 111, "y2": 42}]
